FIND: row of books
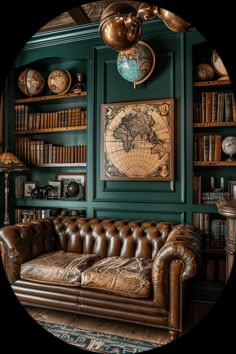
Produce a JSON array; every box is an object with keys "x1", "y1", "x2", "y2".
[
  {"x1": 15, "y1": 175, "x2": 28, "y2": 199},
  {"x1": 201, "y1": 191, "x2": 230, "y2": 204},
  {"x1": 15, "y1": 208, "x2": 57, "y2": 223},
  {"x1": 203, "y1": 258, "x2": 226, "y2": 282},
  {"x1": 192, "y1": 212, "x2": 226, "y2": 248},
  {"x1": 14, "y1": 104, "x2": 87, "y2": 130},
  {"x1": 15, "y1": 208, "x2": 84, "y2": 223},
  {"x1": 15, "y1": 137, "x2": 86, "y2": 165},
  {"x1": 193, "y1": 134, "x2": 222, "y2": 161},
  {"x1": 193, "y1": 175, "x2": 231, "y2": 204},
  {"x1": 193, "y1": 90, "x2": 236, "y2": 123}
]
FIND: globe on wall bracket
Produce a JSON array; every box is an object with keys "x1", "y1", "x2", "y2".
[{"x1": 117, "y1": 41, "x2": 156, "y2": 89}]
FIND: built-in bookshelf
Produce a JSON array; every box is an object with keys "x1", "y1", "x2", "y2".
[
  {"x1": 14, "y1": 207, "x2": 85, "y2": 224},
  {"x1": 13, "y1": 59, "x2": 88, "y2": 222},
  {"x1": 14, "y1": 93, "x2": 87, "y2": 167},
  {"x1": 192, "y1": 42, "x2": 236, "y2": 286}
]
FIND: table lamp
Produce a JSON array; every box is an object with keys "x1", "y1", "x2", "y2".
[{"x1": 0, "y1": 150, "x2": 27, "y2": 225}]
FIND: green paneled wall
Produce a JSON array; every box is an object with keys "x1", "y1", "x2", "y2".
[{"x1": 2, "y1": 19, "x2": 204, "y2": 225}]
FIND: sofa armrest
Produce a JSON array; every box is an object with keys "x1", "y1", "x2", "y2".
[
  {"x1": 152, "y1": 223, "x2": 202, "y2": 308},
  {"x1": 0, "y1": 219, "x2": 56, "y2": 284}
]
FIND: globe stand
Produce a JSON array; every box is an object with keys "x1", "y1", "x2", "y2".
[{"x1": 225, "y1": 153, "x2": 236, "y2": 162}]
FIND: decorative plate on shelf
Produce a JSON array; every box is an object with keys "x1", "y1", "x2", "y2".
[
  {"x1": 193, "y1": 63, "x2": 214, "y2": 81},
  {"x1": 211, "y1": 50, "x2": 228, "y2": 77},
  {"x1": 47, "y1": 69, "x2": 72, "y2": 94}
]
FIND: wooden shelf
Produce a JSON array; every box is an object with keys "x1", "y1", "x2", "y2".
[
  {"x1": 193, "y1": 79, "x2": 231, "y2": 87},
  {"x1": 15, "y1": 91, "x2": 87, "y2": 104},
  {"x1": 193, "y1": 122, "x2": 236, "y2": 128},
  {"x1": 194, "y1": 161, "x2": 236, "y2": 166},
  {"x1": 15, "y1": 199, "x2": 87, "y2": 208},
  {"x1": 14, "y1": 126, "x2": 87, "y2": 135},
  {"x1": 33, "y1": 163, "x2": 86, "y2": 167}
]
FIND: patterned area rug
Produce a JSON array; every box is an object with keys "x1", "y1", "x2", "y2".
[{"x1": 37, "y1": 321, "x2": 161, "y2": 353}]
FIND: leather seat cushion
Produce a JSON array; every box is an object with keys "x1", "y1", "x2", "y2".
[
  {"x1": 20, "y1": 251, "x2": 101, "y2": 286},
  {"x1": 81, "y1": 256, "x2": 152, "y2": 298}
]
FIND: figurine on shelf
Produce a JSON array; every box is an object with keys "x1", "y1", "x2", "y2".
[
  {"x1": 71, "y1": 73, "x2": 86, "y2": 94},
  {"x1": 31, "y1": 185, "x2": 53, "y2": 199}
]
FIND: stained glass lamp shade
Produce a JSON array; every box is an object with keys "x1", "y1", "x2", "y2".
[{"x1": 0, "y1": 151, "x2": 27, "y2": 225}]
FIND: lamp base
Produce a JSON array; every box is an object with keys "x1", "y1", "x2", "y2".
[
  {"x1": 4, "y1": 172, "x2": 10, "y2": 226},
  {"x1": 3, "y1": 214, "x2": 10, "y2": 226}
]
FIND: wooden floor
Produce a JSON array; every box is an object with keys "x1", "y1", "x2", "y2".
[{"x1": 26, "y1": 306, "x2": 173, "y2": 346}]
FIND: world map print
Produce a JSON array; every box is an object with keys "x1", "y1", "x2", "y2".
[{"x1": 101, "y1": 100, "x2": 174, "y2": 180}]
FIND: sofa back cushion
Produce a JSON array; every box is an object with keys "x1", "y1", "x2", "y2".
[{"x1": 53, "y1": 217, "x2": 176, "y2": 260}]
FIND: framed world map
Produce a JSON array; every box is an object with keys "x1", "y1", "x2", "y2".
[{"x1": 100, "y1": 99, "x2": 174, "y2": 181}]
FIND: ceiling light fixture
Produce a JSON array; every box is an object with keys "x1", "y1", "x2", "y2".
[{"x1": 99, "y1": 2, "x2": 194, "y2": 51}]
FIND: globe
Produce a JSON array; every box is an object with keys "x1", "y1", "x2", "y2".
[
  {"x1": 67, "y1": 181, "x2": 80, "y2": 197},
  {"x1": 222, "y1": 136, "x2": 236, "y2": 161},
  {"x1": 18, "y1": 68, "x2": 45, "y2": 96},
  {"x1": 47, "y1": 69, "x2": 72, "y2": 95},
  {"x1": 117, "y1": 41, "x2": 155, "y2": 88},
  {"x1": 194, "y1": 63, "x2": 214, "y2": 81}
]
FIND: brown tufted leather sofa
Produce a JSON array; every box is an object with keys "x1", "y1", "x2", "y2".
[{"x1": 0, "y1": 216, "x2": 202, "y2": 339}]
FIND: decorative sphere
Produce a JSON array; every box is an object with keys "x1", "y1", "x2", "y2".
[
  {"x1": 99, "y1": 2, "x2": 142, "y2": 51},
  {"x1": 67, "y1": 181, "x2": 80, "y2": 197},
  {"x1": 18, "y1": 68, "x2": 45, "y2": 96},
  {"x1": 194, "y1": 63, "x2": 215, "y2": 81},
  {"x1": 48, "y1": 69, "x2": 72, "y2": 95},
  {"x1": 159, "y1": 9, "x2": 193, "y2": 32},
  {"x1": 222, "y1": 136, "x2": 236, "y2": 160},
  {"x1": 117, "y1": 41, "x2": 155, "y2": 88}
]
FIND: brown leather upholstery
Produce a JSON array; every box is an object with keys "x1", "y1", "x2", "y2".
[
  {"x1": 81, "y1": 256, "x2": 152, "y2": 298},
  {"x1": 0, "y1": 217, "x2": 202, "y2": 339},
  {"x1": 20, "y1": 251, "x2": 101, "y2": 286}
]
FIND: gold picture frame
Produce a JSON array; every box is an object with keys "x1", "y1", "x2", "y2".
[
  {"x1": 100, "y1": 99, "x2": 174, "y2": 181},
  {"x1": 24, "y1": 181, "x2": 37, "y2": 199}
]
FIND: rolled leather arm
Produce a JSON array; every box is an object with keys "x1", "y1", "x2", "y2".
[
  {"x1": 152, "y1": 223, "x2": 202, "y2": 307},
  {"x1": 0, "y1": 220, "x2": 55, "y2": 284},
  {"x1": 0, "y1": 225, "x2": 29, "y2": 284}
]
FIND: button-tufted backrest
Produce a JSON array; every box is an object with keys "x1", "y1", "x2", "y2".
[
  {"x1": 52, "y1": 217, "x2": 177, "y2": 260},
  {"x1": 0, "y1": 218, "x2": 56, "y2": 284},
  {"x1": 19, "y1": 219, "x2": 56, "y2": 260}
]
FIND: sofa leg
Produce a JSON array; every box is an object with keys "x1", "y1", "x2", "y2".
[{"x1": 169, "y1": 330, "x2": 179, "y2": 340}]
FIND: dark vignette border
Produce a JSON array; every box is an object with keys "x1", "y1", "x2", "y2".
[{"x1": 0, "y1": 1, "x2": 235, "y2": 353}]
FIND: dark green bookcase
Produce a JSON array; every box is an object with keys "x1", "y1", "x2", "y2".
[
  {"x1": 2, "y1": 19, "x2": 232, "y2": 306},
  {"x1": 186, "y1": 30, "x2": 236, "y2": 305}
]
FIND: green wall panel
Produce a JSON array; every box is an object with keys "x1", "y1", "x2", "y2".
[
  {"x1": 93, "y1": 208, "x2": 185, "y2": 223},
  {"x1": 94, "y1": 31, "x2": 185, "y2": 205},
  {"x1": 2, "y1": 19, "x2": 200, "y2": 225}
]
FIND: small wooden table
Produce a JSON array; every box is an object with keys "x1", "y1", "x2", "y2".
[{"x1": 216, "y1": 198, "x2": 236, "y2": 281}]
